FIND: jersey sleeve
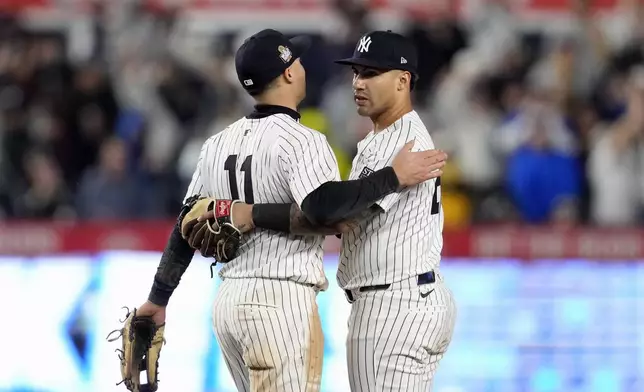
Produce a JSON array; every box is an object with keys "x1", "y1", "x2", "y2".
[
  {"x1": 182, "y1": 142, "x2": 207, "y2": 203},
  {"x1": 281, "y1": 131, "x2": 341, "y2": 207},
  {"x1": 372, "y1": 130, "x2": 433, "y2": 212}
]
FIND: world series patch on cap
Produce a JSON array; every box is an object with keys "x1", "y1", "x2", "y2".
[{"x1": 235, "y1": 29, "x2": 311, "y2": 94}]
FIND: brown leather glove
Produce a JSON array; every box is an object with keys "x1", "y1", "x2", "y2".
[
  {"x1": 180, "y1": 197, "x2": 242, "y2": 262},
  {"x1": 107, "y1": 307, "x2": 165, "y2": 392}
]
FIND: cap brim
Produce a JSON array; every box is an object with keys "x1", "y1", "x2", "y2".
[
  {"x1": 289, "y1": 35, "x2": 311, "y2": 58},
  {"x1": 335, "y1": 57, "x2": 419, "y2": 80},
  {"x1": 334, "y1": 57, "x2": 391, "y2": 70}
]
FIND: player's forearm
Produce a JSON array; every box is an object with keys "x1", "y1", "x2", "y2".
[
  {"x1": 301, "y1": 166, "x2": 399, "y2": 226},
  {"x1": 246, "y1": 167, "x2": 396, "y2": 235},
  {"x1": 147, "y1": 212, "x2": 196, "y2": 306},
  {"x1": 288, "y1": 204, "x2": 344, "y2": 235},
  {"x1": 252, "y1": 203, "x2": 380, "y2": 235},
  {"x1": 250, "y1": 203, "x2": 334, "y2": 235},
  {"x1": 289, "y1": 204, "x2": 359, "y2": 235},
  {"x1": 292, "y1": 204, "x2": 381, "y2": 235}
]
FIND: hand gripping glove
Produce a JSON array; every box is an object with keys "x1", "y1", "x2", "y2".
[
  {"x1": 180, "y1": 196, "x2": 243, "y2": 263},
  {"x1": 107, "y1": 307, "x2": 165, "y2": 392}
]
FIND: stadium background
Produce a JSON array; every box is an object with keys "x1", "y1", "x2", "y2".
[{"x1": 1, "y1": 1, "x2": 644, "y2": 391}]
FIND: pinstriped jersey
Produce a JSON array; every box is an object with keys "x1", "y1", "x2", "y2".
[
  {"x1": 184, "y1": 112, "x2": 340, "y2": 289},
  {"x1": 337, "y1": 110, "x2": 444, "y2": 289}
]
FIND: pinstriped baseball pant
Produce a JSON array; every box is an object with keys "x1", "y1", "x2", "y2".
[
  {"x1": 212, "y1": 277, "x2": 324, "y2": 392},
  {"x1": 345, "y1": 275, "x2": 457, "y2": 392}
]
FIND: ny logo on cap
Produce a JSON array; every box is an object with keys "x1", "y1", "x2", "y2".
[{"x1": 357, "y1": 36, "x2": 372, "y2": 53}]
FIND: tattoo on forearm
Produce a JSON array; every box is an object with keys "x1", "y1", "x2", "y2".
[
  {"x1": 289, "y1": 204, "x2": 337, "y2": 235},
  {"x1": 288, "y1": 204, "x2": 381, "y2": 235}
]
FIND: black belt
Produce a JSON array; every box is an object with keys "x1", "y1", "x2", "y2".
[{"x1": 344, "y1": 271, "x2": 436, "y2": 302}]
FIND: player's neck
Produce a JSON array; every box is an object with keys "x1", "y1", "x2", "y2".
[
  {"x1": 371, "y1": 101, "x2": 413, "y2": 133},
  {"x1": 255, "y1": 93, "x2": 299, "y2": 113}
]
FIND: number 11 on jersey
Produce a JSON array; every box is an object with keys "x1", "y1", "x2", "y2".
[{"x1": 224, "y1": 155, "x2": 254, "y2": 204}]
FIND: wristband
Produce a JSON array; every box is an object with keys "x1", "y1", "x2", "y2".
[{"x1": 252, "y1": 203, "x2": 292, "y2": 232}]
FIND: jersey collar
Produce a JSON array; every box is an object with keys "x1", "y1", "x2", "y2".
[{"x1": 247, "y1": 104, "x2": 301, "y2": 121}]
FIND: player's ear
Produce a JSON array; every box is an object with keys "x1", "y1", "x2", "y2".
[
  {"x1": 397, "y1": 71, "x2": 410, "y2": 92},
  {"x1": 284, "y1": 64, "x2": 295, "y2": 83}
]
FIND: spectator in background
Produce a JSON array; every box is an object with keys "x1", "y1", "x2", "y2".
[
  {"x1": 331, "y1": 0, "x2": 371, "y2": 57},
  {"x1": 604, "y1": 0, "x2": 644, "y2": 52},
  {"x1": 0, "y1": 103, "x2": 29, "y2": 184},
  {"x1": 14, "y1": 149, "x2": 74, "y2": 219},
  {"x1": 497, "y1": 53, "x2": 579, "y2": 157},
  {"x1": 3, "y1": 1, "x2": 644, "y2": 227},
  {"x1": 499, "y1": 54, "x2": 583, "y2": 223},
  {"x1": 504, "y1": 106, "x2": 583, "y2": 224},
  {"x1": 0, "y1": 35, "x2": 34, "y2": 184},
  {"x1": 76, "y1": 137, "x2": 144, "y2": 220},
  {"x1": 592, "y1": 67, "x2": 629, "y2": 123},
  {"x1": 588, "y1": 67, "x2": 644, "y2": 225},
  {"x1": 565, "y1": 0, "x2": 609, "y2": 98},
  {"x1": 570, "y1": 100, "x2": 600, "y2": 222},
  {"x1": 66, "y1": 62, "x2": 119, "y2": 185},
  {"x1": 466, "y1": 0, "x2": 521, "y2": 75},
  {"x1": 26, "y1": 98, "x2": 72, "y2": 185},
  {"x1": 33, "y1": 36, "x2": 72, "y2": 101},
  {"x1": 593, "y1": 0, "x2": 644, "y2": 123},
  {"x1": 434, "y1": 76, "x2": 505, "y2": 222},
  {"x1": 155, "y1": 58, "x2": 212, "y2": 138},
  {"x1": 404, "y1": 7, "x2": 468, "y2": 107}
]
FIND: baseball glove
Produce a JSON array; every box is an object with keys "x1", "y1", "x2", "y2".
[
  {"x1": 106, "y1": 307, "x2": 165, "y2": 392},
  {"x1": 180, "y1": 196, "x2": 243, "y2": 263}
]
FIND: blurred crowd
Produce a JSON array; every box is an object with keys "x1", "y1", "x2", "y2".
[{"x1": 2, "y1": 0, "x2": 644, "y2": 227}]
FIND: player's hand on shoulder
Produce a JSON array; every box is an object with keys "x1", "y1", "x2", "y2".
[{"x1": 391, "y1": 140, "x2": 447, "y2": 187}]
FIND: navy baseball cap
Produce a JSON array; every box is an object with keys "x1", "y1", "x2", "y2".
[
  {"x1": 235, "y1": 29, "x2": 311, "y2": 95},
  {"x1": 335, "y1": 30, "x2": 418, "y2": 78}
]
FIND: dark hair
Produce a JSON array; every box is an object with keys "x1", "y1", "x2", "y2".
[
  {"x1": 248, "y1": 77, "x2": 278, "y2": 97},
  {"x1": 410, "y1": 74, "x2": 418, "y2": 91}
]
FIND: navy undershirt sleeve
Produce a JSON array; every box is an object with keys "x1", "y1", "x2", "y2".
[{"x1": 252, "y1": 167, "x2": 399, "y2": 232}]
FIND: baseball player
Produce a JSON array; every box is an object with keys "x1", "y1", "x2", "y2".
[
  {"x1": 200, "y1": 30, "x2": 456, "y2": 391},
  {"x1": 333, "y1": 31, "x2": 457, "y2": 392},
  {"x1": 118, "y1": 29, "x2": 447, "y2": 392}
]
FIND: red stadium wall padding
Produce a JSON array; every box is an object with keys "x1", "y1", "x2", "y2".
[
  {"x1": 0, "y1": 0, "x2": 50, "y2": 12},
  {"x1": 2, "y1": 0, "x2": 642, "y2": 16},
  {"x1": 1, "y1": 221, "x2": 643, "y2": 259}
]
